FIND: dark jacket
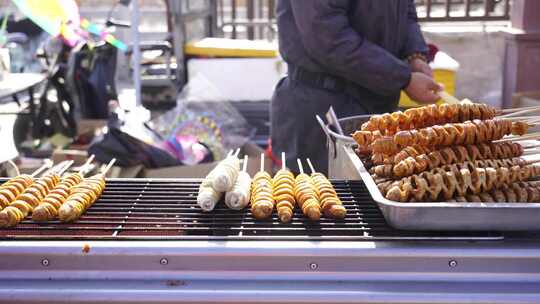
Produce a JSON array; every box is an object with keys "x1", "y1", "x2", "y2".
[{"x1": 277, "y1": 0, "x2": 428, "y2": 110}]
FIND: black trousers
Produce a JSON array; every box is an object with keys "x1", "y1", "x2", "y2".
[{"x1": 271, "y1": 76, "x2": 366, "y2": 175}]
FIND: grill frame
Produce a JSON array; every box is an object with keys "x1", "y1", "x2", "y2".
[{"x1": 0, "y1": 178, "x2": 504, "y2": 242}]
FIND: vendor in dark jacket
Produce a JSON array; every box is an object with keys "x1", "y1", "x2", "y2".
[{"x1": 271, "y1": 0, "x2": 442, "y2": 174}]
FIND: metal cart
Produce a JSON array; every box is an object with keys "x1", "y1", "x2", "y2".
[{"x1": 0, "y1": 178, "x2": 539, "y2": 303}]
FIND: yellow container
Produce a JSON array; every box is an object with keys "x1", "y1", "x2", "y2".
[
  {"x1": 399, "y1": 52, "x2": 459, "y2": 108},
  {"x1": 185, "y1": 38, "x2": 278, "y2": 58}
]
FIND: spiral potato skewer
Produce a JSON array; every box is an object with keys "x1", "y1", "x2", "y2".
[
  {"x1": 273, "y1": 153, "x2": 296, "y2": 223},
  {"x1": 0, "y1": 172, "x2": 60, "y2": 227},
  {"x1": 372, "y1": 142, "x2": 524, "y2": 178},
  {"x1": 197, "y1": 177, "x2": 223, "y2": 212},
  {"x1": 372, "y1": 119, "x2": 520, "y2": 155},
  {"x1": 0, "y1": 175, "x2": 33, "y2": 210},
  {"x1": 361, "y1": 103, "x2": 497, "y2": 134},
  {"x1": 251, "y1": 154, "x2": 274, "y2": 219},
  {"x1": 306, "y1": 158, "x2": 346, "y2": 219},
  {"x1": 58, "y1": 159, "x2": 114, "y2": 223},
  {"x1": 453, "y1": 181, "x2": 540, "y2": 203},
  {"x1": 382, "y1": 164, "x2": 540, "y2": 202},
  {"x1": 0, "y1": 162, "x2": 52, "y2": 210},
  {"x1": 293, "y1": 159, "x2": 321, "y2": 221},
  {"x1": 224, "y1": 155, "x2": 251, "y2": 210},
  {"x1": 58, "y1": 175, "x2": 106, "y2": 222},
  {"x1": 32, "y1": 157, "x2": 94, "y2": 222},
  {"x1": 211, "y1": 155, "x2": 240, "y2": 192},
  {"x1": 377, "y1": 159, "x2": 536, "y2": 196}
]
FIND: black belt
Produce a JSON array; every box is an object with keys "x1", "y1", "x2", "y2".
[{"x1": 288, "y1": 64, "x2": 353, "y2": 93}]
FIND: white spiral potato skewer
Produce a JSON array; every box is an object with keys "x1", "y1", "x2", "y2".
[
  {"x1": 197, "y1": 151, "x2": 238, "y2": 211},
  {"x1": 225, "y1": 155, "x2": 251, "y2": 210},
  {"x1": 211, "y1": 154, "x2": 240, "y2": 192},
  {"x1": 197, "y1": 171, "x2": 223, "y2": 212}
]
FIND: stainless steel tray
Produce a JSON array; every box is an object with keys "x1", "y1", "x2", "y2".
[
  {"x1": 322, "y1": 114, "x2": 540, "y2": 231},
  {"x1": 344, "y1": 146, "x2": 540, "y2": 231}
]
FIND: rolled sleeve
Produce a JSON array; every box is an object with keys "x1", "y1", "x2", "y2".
[{"x1": 289, "y1": 0, "x2": 412, "y2": 96}]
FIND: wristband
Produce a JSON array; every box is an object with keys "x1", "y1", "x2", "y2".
[{"x1": 407, "y1": 53, "x2": 428, "y2": 64}]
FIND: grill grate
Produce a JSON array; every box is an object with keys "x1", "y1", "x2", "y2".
[{"x1": 0, "y1": 179, "x2": 503, "y2": 241}]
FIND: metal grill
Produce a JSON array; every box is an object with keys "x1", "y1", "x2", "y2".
[{"x1": 0, "y1": 179, "x2": 502, "y2": 241}]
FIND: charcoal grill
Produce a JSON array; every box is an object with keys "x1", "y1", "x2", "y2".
[{"x1": 0, "y1": 178, "x2": 540, "y2": 304}]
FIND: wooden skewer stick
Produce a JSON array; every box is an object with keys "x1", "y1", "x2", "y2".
[
  {"x1": 525, "y1": 117, "x2": 540, "y2": 125},
  {"x1": 79, "y1": 155, "x2": 95, "y2": 175},
  {"x1": 58, "y1": 160, "x2": 75, "y2": 175},
  {"x1": 30, "y1": 160, "x2": 53, "y2": 177},
  {"x1": 234, "y1": 148, "x2": 241, "y2": 157},
  {"x1": 524, "y1": 159, "x2": 540, "y2": 165},
  {"x1": 226, "y1": 150, "x2": 234, "y2": 157},
  {"x1": 100, "y1": 158, "x2": 116, "y2": 176},
  {"x1": 242, "y1": 155, "x2": 248, "y2": 173},
  {"x1": 523, "y1": 149, "x2": 540, "y2": 156},
  {"x1": 504, "y1": 116, "x2": 540, "y2": 122},
  {"x1": 494, "y1": 132, "x2": 540, "y2": 143},
  {"x1": 500, "y1": 107, "x2": 540, "y2": 118},
  {"x1": 438, "y1": 91, "x2": 461, "y2": 105},
  {"x1": 523, "y1": 143, "x2": 540, "y2": 150},
  {"x1": 297, "y1": 159, "x2": 304, "y2": 175},
  {"x1": 306, "y1": 158, "x2": 316, "y2": 174},
  {"x1": 499, "y1": 105, "x2": 540, "y2": 114},
  {"x1": 281, "y1": 152, "x2": 286, "y2": 171},
  {"x1": 6, "y1": 160, "x2": 19, "y2": 177}
]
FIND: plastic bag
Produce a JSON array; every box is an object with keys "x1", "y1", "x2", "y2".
[{"x1": 150, "y1": 73, "x2": 255, "y2": 161}]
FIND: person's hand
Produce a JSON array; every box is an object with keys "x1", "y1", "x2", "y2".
[
  {"x1": 405, "y1": 72, "x2": 443, "y2": 104},
  {"x1": 410, "y1": 58, "x2": 433, "y2": 77}
]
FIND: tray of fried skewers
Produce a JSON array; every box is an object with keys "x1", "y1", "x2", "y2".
[{"x1": 350, "y1": 101, "x2": 540, "y2": 231}]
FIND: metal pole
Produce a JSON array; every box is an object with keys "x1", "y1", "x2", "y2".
[{"x1": 130, "y1": 0, "x2": 142, "y2": 107}]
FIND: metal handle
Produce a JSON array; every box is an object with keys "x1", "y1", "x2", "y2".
[{"x1": 315, "y1": 115, "x2": 338, "y2": 159}]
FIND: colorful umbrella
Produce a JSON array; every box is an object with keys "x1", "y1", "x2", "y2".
[
  {"x1": 10, "y1": 0, "x2": 80, "y2": 37},
  {"x1": 11, "y1": 0, "x2": 127, "y2": 51}
]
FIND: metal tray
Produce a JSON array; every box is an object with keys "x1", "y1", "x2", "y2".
[
  {"x1": 322, "y1": 114, "x2": 540, "y2": 231},
  {"x1": 345, "y1": 146, "x2": 540, "y2": 231}
]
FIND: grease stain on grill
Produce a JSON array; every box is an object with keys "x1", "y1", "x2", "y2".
[{"x1": 0, "y1": 179, "x2": 502, "y2": 241}]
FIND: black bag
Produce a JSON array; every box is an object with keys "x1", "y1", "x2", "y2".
[{"x1": 88, "y1": 127, "x2": 180, "y2": 168}]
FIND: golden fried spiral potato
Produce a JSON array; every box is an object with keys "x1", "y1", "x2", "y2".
[
  {"x1": 0, "y1": 174, "x2": 59, "y2": 227},
  {"x1": 273, "y1": 169, "x2": 296, "y2": 223},
  {"x1": 250, "y1": 171, "x2": 274, "y2": 219},
  {"x1": 293, "y1": 173, "x2": 321, "y2": 221},
  {"x1": 32, "y1": 173, "x2": 84, "y2": 222},
  {"x1": 58, "y1": 175, "x2": 105, "y2": 223},
  {"x1": 0, "y1": 175, "x2": 33, "y2": 209},
  {"x1": 311, "y1": 173, "x2": 346, "y2": 219}
]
